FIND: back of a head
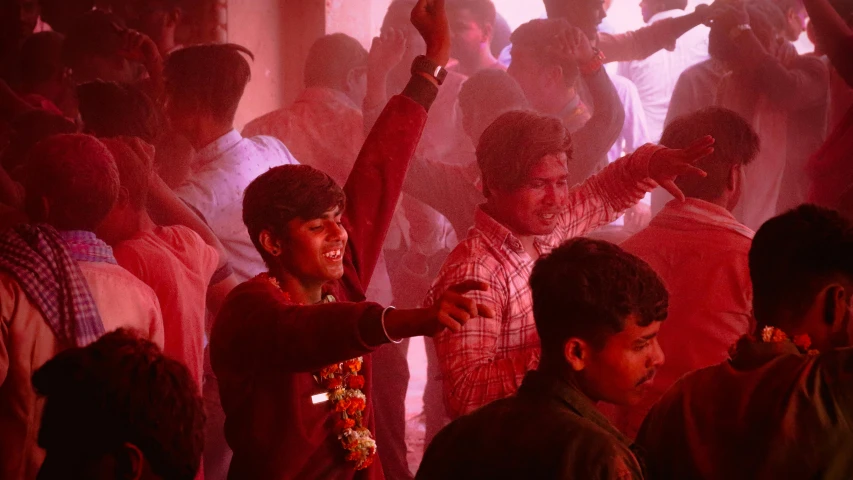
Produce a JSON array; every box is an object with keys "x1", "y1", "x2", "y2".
[
  {"x1": 24, "y1": 134, "x2": 120, "y2": 231},
  {"x1": 20, "y1": 31, "x2": 65, "y2": 87},
  {"x1": 77, "y1": 80, "x2": 162, "y2": 144},
  {"x1": 510, "y1": 18, "x2": 580, "y2": 87},
  {"x1": 476, "y1": 110, "x2": 571, "y2": 196},
  {"x1": 448, "y1": 0, "x2": 497, "y2": 26},
  {"x1": 749, "y1": 205, "x2": 853, "y2": 326},
  {"x1": 0, "y1": 110, "x2": 76, "y2": 172},
  {"x1": 33, "y1": 329, "x2": 204, "y2": 480},
  {"x1": 243, "y1": 164, "x2": 346, "y2": 267},
  {"x1": 62, "y1": 10, "x2": 124, "y2": 70},
  {"x1": 304, "y1": 33, "x2": 368, "y2": 91},
  {"x1": 662, "y1": 107, "x2": 760, "y2": 202},
  {"x1": 38, "y1": 0, "x2": 94, "y2": 34},
  {"x1": 164, "y1": 43, "x2": 254, "y2": 125},
  {"x1": 530, "y1": 238, "x2": 669, "y2": 356},
  {"x1": 459, "y1": 69, "x2": 528, "y2": 131},
  {"x1": 100, "y1": 137, "x2": 156, "y2": 210},
  {"x1": 384, "y1": 0, "x2": 418, "y2": 28}
]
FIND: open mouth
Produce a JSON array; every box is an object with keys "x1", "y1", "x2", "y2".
[
  {"x1": 323, "y1": 249, "x2": 343, "y2": 261},
  {"x1": 538, "y1": 212, "x2": 558, "y2": 222}
]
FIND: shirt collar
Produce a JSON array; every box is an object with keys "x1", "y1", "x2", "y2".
[
  {"x1": 195, "y1": 129, "x2": 243, "y2": 167},
  {"x1": 299, "y1": 86, "x2": 359, "y2": 110},
  {"x1": 655, "y1": 198, "x2": 755, "y2": 239},
  {"x1": 519, "y1": 370, "x2": 635, "y2": 448},
  {"x1": 473, "y1": 207, "x2": 527, "y2": 255},
  {"x1": 648, "y1": 9, "x2": 686, "y2": 24}
]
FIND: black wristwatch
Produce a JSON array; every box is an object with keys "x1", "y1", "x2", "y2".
[{"x1": 411, "y1": 55, "x2": 448, "y2": 86}]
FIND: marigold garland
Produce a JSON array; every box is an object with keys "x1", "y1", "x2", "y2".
[
  {"x1": 760, "y1": 326, "x2": 819, "y2": 355},
  {"x1": 260, "y1": 273, "x2": 377, "y2": 470}
]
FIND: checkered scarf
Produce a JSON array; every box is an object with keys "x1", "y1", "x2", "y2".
[{"x1": 0, "y1": 224, "x2": 105, "y2": 347}]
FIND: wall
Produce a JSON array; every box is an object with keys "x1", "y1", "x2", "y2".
[{"x1": 227, "y1": 0, "x2": 289, "y2": 129}]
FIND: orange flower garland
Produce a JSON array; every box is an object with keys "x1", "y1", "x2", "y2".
[
  {"x1": 260, "y1": 273, "x2": 377, "y2": 470},
  {"x1": 320, "y1": 357, "x2": 377, "y2": 470},
  {"x1": 760, "y1": 326, "x2": 819, "y2": 355}
]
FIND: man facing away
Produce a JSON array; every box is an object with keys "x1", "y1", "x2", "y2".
[
  {"x1": 617, "y1": 0, "x2": 710, "y2": 141},
  {"x1": 425, "y1": 108, "x2": 714, "y2": 419},
  {"x1": 417, "y1": 238, "x2": 667, "y2": 480},
  {"x1": 637, "y1": 204, "x2": 853, "y2": 479},
  {"x1": 605, "y1": 107, "x2": 760, "y2": 438},
  {"x1": 164, "y1": 43, "x2": 300, "y2": 283},
  {"x1": 0, "y1": 134, "x2": 164, "y2": 480},
  {"x1": 34, "y1": 329, "x2": 205, "y2": 480}
]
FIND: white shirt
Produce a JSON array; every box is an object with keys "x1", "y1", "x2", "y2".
[
  {"x1": 617, "y1": 10, "x2": 710, "y2": 142},
  {"x1": 176, "y1": 130, "x2": 299, "y2": 282}
]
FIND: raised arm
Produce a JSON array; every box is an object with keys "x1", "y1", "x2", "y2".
[
  {"x1": 804, "y1": 0, "x2": 853, "y2": 86},
  {"x1": 552, "y1": 136, "x2": 715, "y2": 240},
  {"x1": 568, "y1": 27, "x2": 625, "y2": 181},
  {"x1": 714, "y1": 4, "x2": 828, "y2": 110},
  {"x1": 342, "y1": 0, "x2": 451, "y2": 290},
  {"x1": 599, "y1": 4, "x2": 719, "y2": 62}
]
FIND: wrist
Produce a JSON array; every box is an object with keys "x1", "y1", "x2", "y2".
[
  {"x1": 383, "y1": 308, "x2": 424, "y2": 341},
  {"x1": 425, "y1": 45, "x2": 451, "y2": 67},
  {"x1": 579, "y1": 48, "x2": 605, "y2": 76}
]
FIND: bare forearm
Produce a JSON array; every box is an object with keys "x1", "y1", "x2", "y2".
[{"x1": 147, "y1": 174, "x2": 230, "y2": 265}]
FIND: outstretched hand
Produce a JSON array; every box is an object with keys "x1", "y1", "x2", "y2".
[
  {"x1": 426, "y1": 280, "x2": 495, "y2": 336},
  {"x1": 411, "y1": 0, "x2": 451, "y2": 66},
  {"x1": 648, "y1": 136, "x2": 715, "y2": 202}
]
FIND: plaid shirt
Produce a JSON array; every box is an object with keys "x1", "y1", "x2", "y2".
[
  {"x1": 426, "y1": 145, "x2": 661, "y2": 418},
  {"x1": 0, "y1": 225, "x2": 105, "y2": 347}
]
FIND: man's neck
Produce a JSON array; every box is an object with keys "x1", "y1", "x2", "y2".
[
  {"x1": 457, "y1": 47, "x2": 500, "y2": 76},
  {"x1": 270, "y1": 267, "x2": 325, "y2": 305},
  {"x1": 105, "y1": 209, "x2": 157, "y2": 246},
  {"x1": 541, "y1": 87, "x2": 579, "y2": 117},
  {"x1": 482, "y1": 203, "x2": 540, "y2": 260},
  {"x1": 192, "y1": 124, "x2": 234, "y2": 151}
]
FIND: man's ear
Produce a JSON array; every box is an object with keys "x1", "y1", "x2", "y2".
[
  {"x1": 259, "y1": 229, "x2": 283, "y2": 257},
  {"x1": 823, "y1": 284, "x2": 848, "y2": 329},
  {"x1": 117, "y1": 186, "x2": 131, "y2": 209},
  {"x1": 563, "y1": 337, "x2": 590, "y2": 372},
  {"x1": 168, "y1": 8, "x2": 183, "y2": 28},
  {"x1": 482, "y1": 22, "x2": 494, "y2": 43},
  {"x1": 546, "y1": 64, "x2": 564, "y2": 89},
  {"x1": 117, "y1": 442, "x2": 144, "y2": 480}
]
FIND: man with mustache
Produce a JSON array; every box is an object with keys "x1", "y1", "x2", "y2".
[
  {"x1": 425, "y1": 108, "x2": 713, "y2": 419},
  {"x1": 417, "y1": 238, "x2": 667, "y2": 479},
  {"x1": 637, "y1": 204, "x2": 853, "y2": 479}
]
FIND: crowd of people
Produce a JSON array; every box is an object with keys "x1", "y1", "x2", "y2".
[{"x1": 1, "y1": 0, "x2": 853, "y2": 478}]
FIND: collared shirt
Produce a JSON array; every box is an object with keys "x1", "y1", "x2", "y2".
[
  {"x1": 617, "y1": 10, "x2": 710, "y2": 141},
  {"x1": 637, "y1": 338, "x2": 853, "y2": 480},
  {"x1": 605, "y1": 199, "x2": 754, "y2": 438},
  {"x1": 426, "y1": 145, "x2": 660, "y2": 418},
  {"x1": 241, "y1": 87, "x2": 363, "y2": 186},
  {"x1": 416, "y1": 370, "x2": 643, "y2": 480},
  {"x1": 176, "y1": 129, "x2": 299, "y2": 282},
  {"x1": 608, "y1": 74, "x2": 652, "y2": 163}
]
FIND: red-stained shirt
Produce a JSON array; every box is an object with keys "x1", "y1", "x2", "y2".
[
  {"x1": 425, "y1": 145, "x2": 662, "y2": 418},
  {"x1": 211, "y1": 91, "x2": 430, "y2": 480},
  {"x1": 112, "y1": 225, "x2": 219, "y2": 387}
]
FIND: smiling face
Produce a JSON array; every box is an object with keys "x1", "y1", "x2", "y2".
[
  {"x1": 278, "y1": 206, "x2": 348, "y2": 285},
  {"x1": 487, "y1": 153, "x2": 569, "y2": 237}
]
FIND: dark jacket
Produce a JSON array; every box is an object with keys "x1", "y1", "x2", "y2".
[{"x1": 416, "y1": 370, "x2": 644, "y2": 480}]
